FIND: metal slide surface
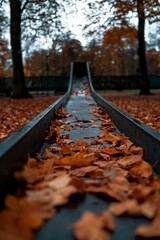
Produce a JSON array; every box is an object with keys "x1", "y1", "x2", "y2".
[{"x1": 37, "y1": 75, "x2": 151, "y2": 240}]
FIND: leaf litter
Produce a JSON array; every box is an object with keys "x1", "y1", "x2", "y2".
[{"x1": 0, "y1": 85, "x2": 160, "y2": 240}]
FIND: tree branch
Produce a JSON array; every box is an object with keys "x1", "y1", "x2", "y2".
[{"x1": 21, "y1": 0, "x2": 30, "y2": 13}]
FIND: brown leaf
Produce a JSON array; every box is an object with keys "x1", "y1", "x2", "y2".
[
  {"x1": 87, "y1": 184, "x2": 126, "y2": 201},
  {"x1": 94, "y1": 160, "x2": 109, "y2": 168},
  {"x1": 118, "y1": 138, "x2": 133, "y2": 150},
  {"x1": 51, "y1": 185, "x2": 78, "y2": 206},
  {"x1": 129, "y1": 160, "x2": 152, "y2": 179},
  {"x1": 98, "y1": 129, "x2": 109, "y2": 139},
  {"x1": 103, "y1": 132, "x2": 121, "y2": 143},
  {"x1": 15, "y1": 163, "x2": 44, "y2": 184},
  {"x1": 129, "y1": 185, "x2": 154, "y2": 202},
  {"x1": 74, "y1": 211, "x2": 112, "y2": 240},
  {"x1": 0, "y1": 194, "x2": 55, "y2": 240},
  {"x1": 48, "y1": 173, "x2": 71, "y2": 189},
  {"x1": 42, "y1": 148, "x2": 58, "y2": 159},
  {"x1": 55, "y1": 126, "x2": 62, "y2": 141},
  {"x1": 58, "y1": 151, "x2": 96, "y2": 167},
  {"x1": 70, "y1": 166, "x2": 98, "y2": 177},
  {"x1": 117, "y1": 154, "x2": 142, "y2": 169},
  {"x1": 61, "y1": 145, "x2": 72, "y2": 155},
  {"x1": 62, "y1": 125, "x2": 71, "y2": 131},
  {"x1": 103, "y1": 164, "x2": 118, "y2": 179},
  {"x1": 109, "y1": 199, "x2": 156, "y2": 219},
  {"x1": 129, "y1": 145, "x2": 143, "y2": 155},
  {"x1": 101, "y1": 146, "x2": 120, "y2": 155},
  {"x1": 76, "y1": 139, "x2": 89, "y2": 147},
  {"x1": 89, "y1": 168, "x2": 104, "y2": 179},
  {"x1": 98, "y1": 210, "x2": 115, "y2": 232},
  {"x1": 0, "y1": 210, "x2": 34, "y2": 240},
  {"x1": 135, "y1": 216, "x2": 160, "y2": 238}
]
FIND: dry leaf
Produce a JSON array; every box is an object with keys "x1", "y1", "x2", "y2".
[
  {"x1": 109, "y1": 199, "x2": 156, "y2": 219},
  {"x1": 48, "y1": 174, "x2": 71, "y2": 189},
  {"x1": 70, "y1": 166, "x2": 98, "y2": 177},
  {"x1": 61, "y1": 145, "x2": 72, "y2": 155},
  {"x1": 76, "y1": 139, "x2": 89, "y2": 147},
  {"x1": 129, "y1": 160, "x2": 152, "y2": 179},
  {"x1": 87, "y1": 184, "x2": 126, "y2": 202},
  {"x1": 101, "y1": 146, "x2": 120, "y2": 155},
  {"x1": 74, "y1": 211, "x2": 112, "y2": 240},
  {"x1": 104, "y1": 132, "x2": 121, "y2": 143},
  {"x1": 117, "y1": 154, "x2": 142, "y2": 169},
  {"x1": 51, "y1": 185, "x2": 78, "y2": 206},
  {"x1": 135, "y1": 216, "x2": 160, "y2": 238}
]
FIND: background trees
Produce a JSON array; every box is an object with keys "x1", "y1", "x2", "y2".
[
  {"x1": 0, "y1": 5, "x2": 11, "y2": 77},
  {"x1": 102, "y1": 26, "x2": 138, "y2": 75},
  {"x1": 0, "y1": 0, "x2": 160, "y2": 97},
  {"x1": 1, "y1": 0, "x2": 67, "y2": 98},
  {"x1": 84, "y1": 0, "x2": 160, "y2": 94},
  {"x1": 109, "y1": 0, "x2": 160, "y2": 94}
]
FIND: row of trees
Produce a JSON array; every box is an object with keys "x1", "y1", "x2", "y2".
[
  {"x1": 0, "y1": 0, "x2": 160, "y2": 97},
  {"x1": 23, "y1": 28, "x2": 160, "y2": 77},
  {"x1": 1, "y1": 25, "x2": 159, "y2": 77}
]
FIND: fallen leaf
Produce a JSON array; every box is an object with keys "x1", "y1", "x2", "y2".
[
  {"x1": 70, "y1": 166, "x2": 98, "y2": 177},
  {"x1": 76, "y1": 139, "x2": 89, "y2": 147},
  {"x1": 103, "y1": 132, "x2": 121, "y2": 143},
  {"x1": 48, "y1": 173, "x2": 71, "y2": 189},
  {"x1": 87, "y1": 184, "x2": 126, "y2": 202},
  {"x1": 61, "y1": 145, "x2": 72, "y2": 155},
  {"x1": 103, "y1": 164, "x2": 118, "y2": 179},
  {"x1": 51, "y1": 185, "x2": 78, "y2": 206},
  {"x1": 74, "y1": 211, "x2": 112, "y2": 240},
  {"x1": 108, "y1": 199, "x2": 156, "y2": 219},
  {"x1": 129, "y1": 160, "x2": 152, "y2": 179},
  {"x1": 117, "y1": 154, "x2": 142, "y2": 169},
  {"x1": 135, "y1": 216, "x2": 160, "y2": 238},
  {"x1": 101, "y1": 146, "x2": 120, "y2": 155}
]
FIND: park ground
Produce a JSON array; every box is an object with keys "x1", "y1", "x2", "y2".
[{"x1": 0, "y1": 90, "x2": 159, "y2": 142}]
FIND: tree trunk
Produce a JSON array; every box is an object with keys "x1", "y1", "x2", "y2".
[
  {"x1": 137, "y1": 0, "x2": 151, "y2": 95},
  {"x1": 10, "y1": 0, "x2": 30, "y2": 98}
]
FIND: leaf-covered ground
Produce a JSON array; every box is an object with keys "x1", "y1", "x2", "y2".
[
  {"x1": 101, "y1": 92, "x2": 160, "y2": 133},
  {"x1": 0, "y1": 92, "x2": 160, "y2": 143},
  {"x1": 0, "y1": 96, "x2": 60, "y2": 142}
]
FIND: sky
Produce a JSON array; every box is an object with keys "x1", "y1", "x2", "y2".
[
  {"x1": 3, "y1": 1, "x2": 159, "y2": 52},
  {"x1": 3, "y1": 1, "x2": 88, "y2": 49}
]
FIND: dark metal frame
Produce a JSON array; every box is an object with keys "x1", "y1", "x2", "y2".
[
  {"x1": 0, "y1": 64, "x2": 73, "y2": 196},
  {"x1": 0, "y1": 61, "x2": 160, "y2": 197},
  {"x1": 86, "y1": 62, "x2": 160, "y2": 173}
]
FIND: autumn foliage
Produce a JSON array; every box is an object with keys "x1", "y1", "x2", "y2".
[
  {"x1": 0, "y1": 81, "x2": 160, "y2": 239},
  {"x1": 102, "y1": 92, "x2": 160, "y2": 132},
  {"x1": 0, "y1": 96, "x2": 60, "y2": 142}
]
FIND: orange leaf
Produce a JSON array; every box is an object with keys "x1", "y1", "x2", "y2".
[
  {"x1": 74, "y1": 211, "x2": 112, "y2": 240},
  {"x1": 48, "y1": 173, "x2": 71, "y2": 189},
  {"x1": 129, "y1": 160, "x2": 152, "y2": 179},
  {"x1": 104, "y1": 132, "x2": 121, "y2": 143},
  {"x1": 109, "y1": 199, "x2": 156, "y2": 219},
  {"x1": 117, "y1": 154, "x2": 142, "y2": 169},
  {"x1": 76, "y1": 139, "x2": 89, "y2": 147},
  {"x1": 135, "y1": 216, "x2": 160, "y2": 238},
  {"x1": 70, "y1": 166, "x2": 98, "y2": 177},
  {"x1": 101, "y1": 146, "x2": 120, "y2": 155},
  {"x1": 61, "y1": 145, "x2": 72, "y2": 155}
]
